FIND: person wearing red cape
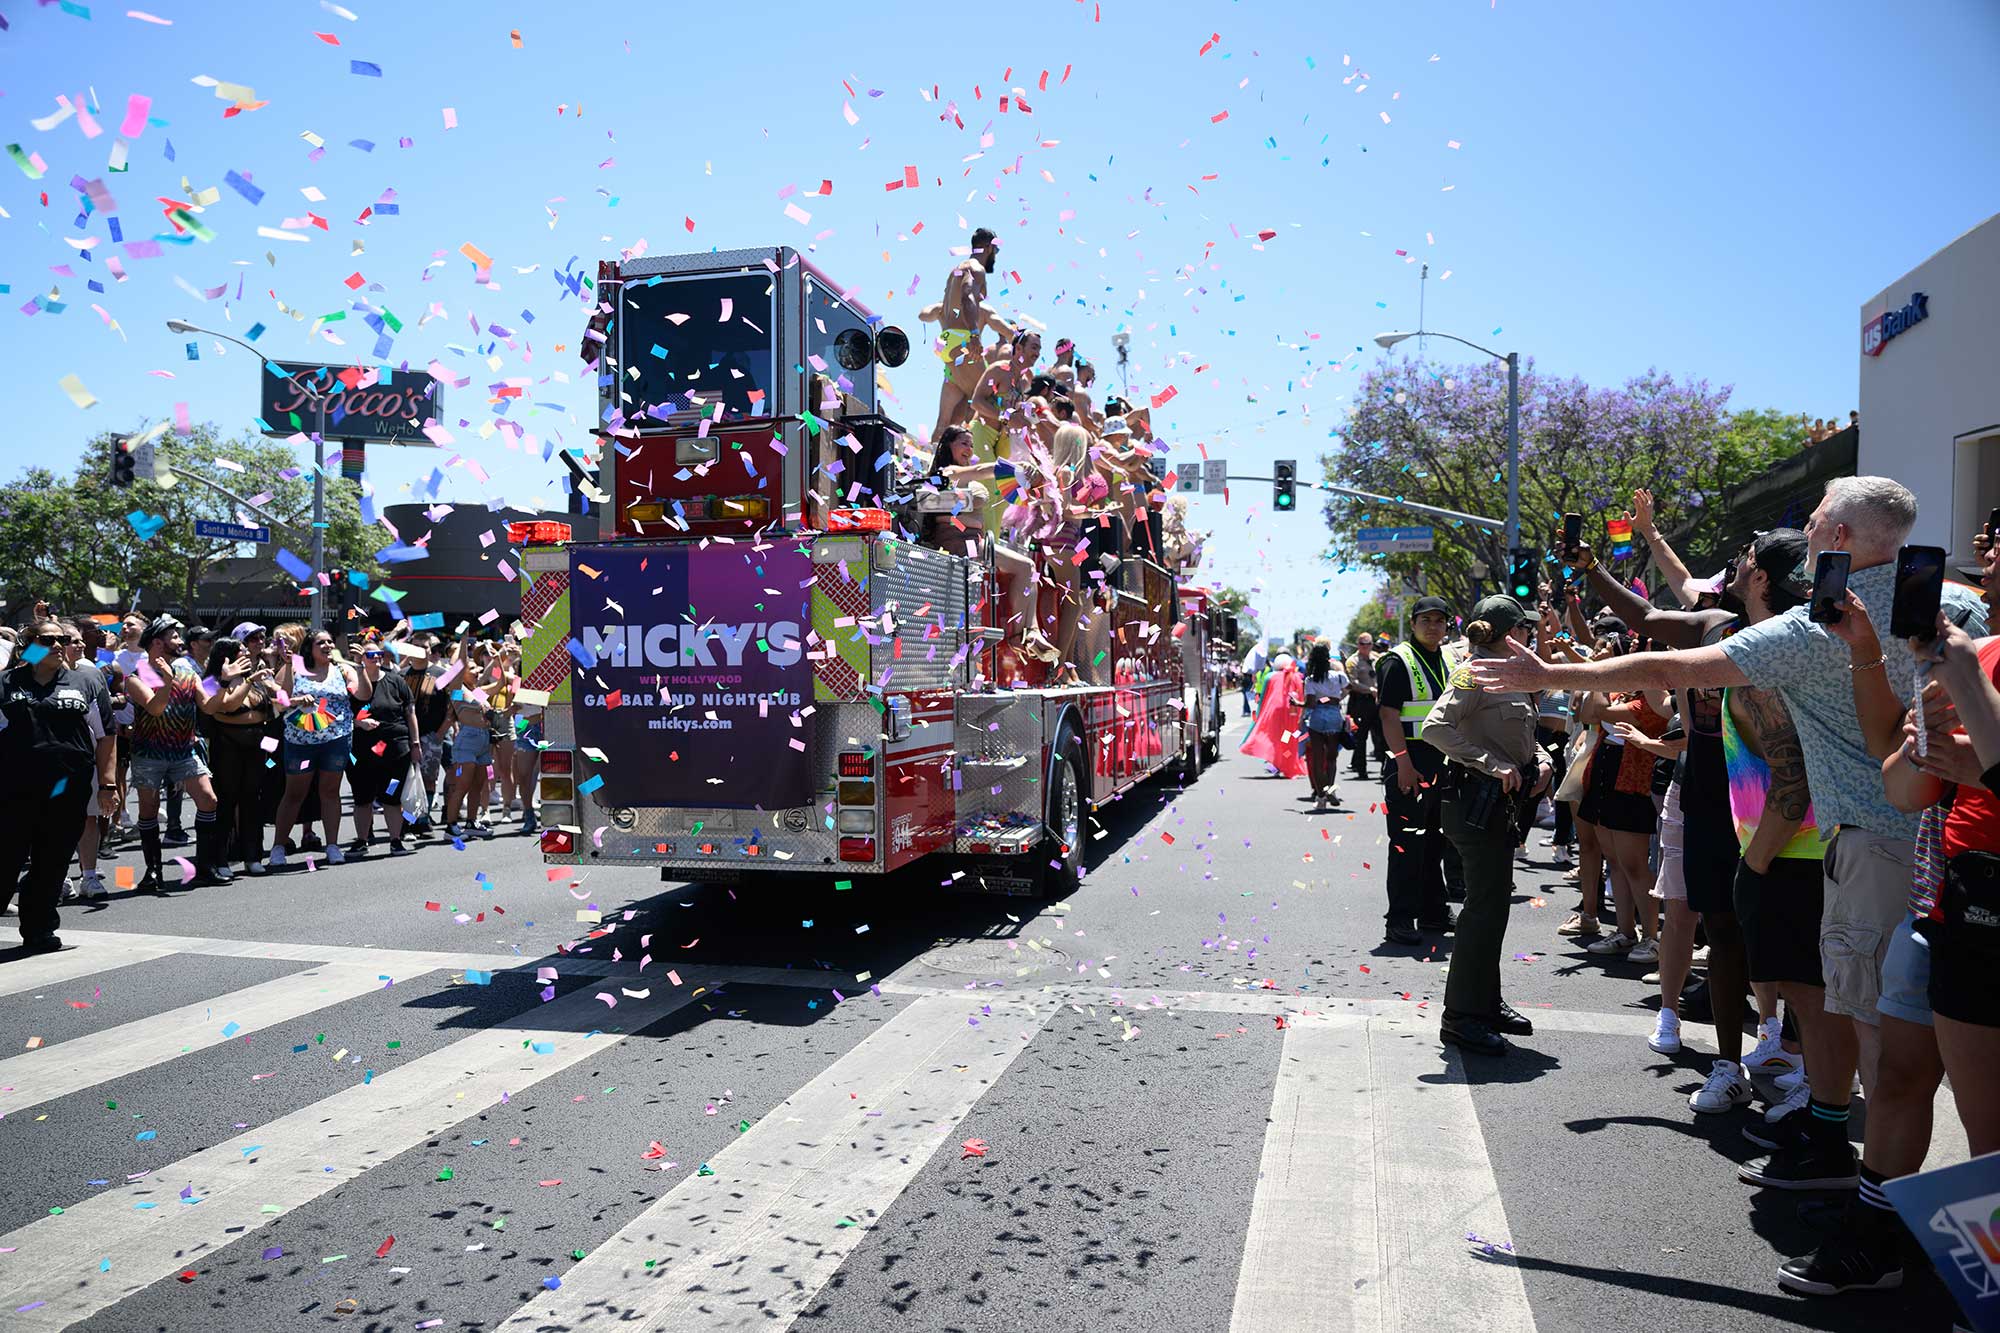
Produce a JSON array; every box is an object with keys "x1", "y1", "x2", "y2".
[{"x1": 1240, "y1": 651, "x2": 1307, "y2": 778}]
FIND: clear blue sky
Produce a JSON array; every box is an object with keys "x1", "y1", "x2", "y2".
[{"x1": 3, "y1": 0, "x2": 1996, "y2": 639}]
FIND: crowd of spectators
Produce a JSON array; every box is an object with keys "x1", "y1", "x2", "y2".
[{"x1": 0, "y1": 612, "x2": 543, "y2": 950}]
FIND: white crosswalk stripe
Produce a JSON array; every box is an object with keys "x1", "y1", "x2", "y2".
[{"x1": 0, "y1": 979, "x2": 701, "y2": 1329}]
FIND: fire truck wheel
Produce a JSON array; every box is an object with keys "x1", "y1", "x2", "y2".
[
  {"x1": 1177, "y1": 715, "x2": 1205, "y2": 786},
  {"x1": 1038, "y1": 726, "x2": 1086, "y2": 898}
]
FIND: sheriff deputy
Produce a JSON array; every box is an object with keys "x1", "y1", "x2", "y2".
[{"x1": 1420, "y1": 594, "x2": 1552, "y2": 1056}]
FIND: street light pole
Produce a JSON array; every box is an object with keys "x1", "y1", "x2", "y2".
[
  {"x1": 1373, "y1": 327, "x2": 1522, "y2": 567},
  {"x1": 166, "y1": 320, "x2": 331, "y2": 629}
]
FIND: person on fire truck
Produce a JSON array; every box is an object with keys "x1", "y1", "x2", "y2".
[
  {"x1": 968, "y1": 328, "x2": 1042, "y2": 485},
  {"x1": 928, "y1": 227, "x2": 1012, "y2": 440},
  {"x1": 917, "y1": 427, "x2": 1059, "y2": 667}
]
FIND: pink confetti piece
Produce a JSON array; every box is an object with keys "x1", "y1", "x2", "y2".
[
  {"x1": 120, "y1": 95, "x2": 153, "y2": 138},
  {"x1": 127, "y1": 9, "x2": 174, "y2": 22}
]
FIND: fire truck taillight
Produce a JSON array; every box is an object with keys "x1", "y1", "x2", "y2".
[
  {"x1": 836, "y1": 778, "x2": 875, "y2": 806},
  {"x1": 540, "y1": 774, "x2": 575, "y2": 802},
  {"x1": 826, "y1": 507, "x2": 893, "y2": 533},
  {"x1": 507, "y1": 520, "x2": 572, "y2": 546},
  {"x1": 837, "y1": 807, "x2": 876, "y2": 834},
  {"x1": 837, "y1": 752, "x2": 874, "y2": 777},
  {"x1": 541, "y1": 828, "x2": 575, "y2": 856},
  {"x1": 711, "y1": 495, "x2": 769, "y2": 521},
  {"x1": 625, "y1": 499, "x2": 671, "y2": 523},
  {"x1": 838, "y1": 836, "x2": 877, "y2": 862},
  {"x1": 541, "y1": 751, "x2": 574, "y2": 775}
]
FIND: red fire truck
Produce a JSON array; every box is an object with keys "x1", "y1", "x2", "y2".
[{"x1": 519, "y1": 245, "x2": 1207, "y2": 896}]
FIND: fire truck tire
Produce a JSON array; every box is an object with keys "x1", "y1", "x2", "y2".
[
  {"x1": 1177, "y1": 711, "x2": 1205, "y2": 786},
  {"x1": 1037, "y1": 726, "x2": 1086, "y2": 898}
]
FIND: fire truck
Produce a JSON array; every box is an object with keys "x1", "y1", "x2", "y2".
[
  {"x1": 1177, "y1": 586, "x2": 1239, "y2": 767},
  {"x1": 518, "y1": 245, "x2": 1206, "y2": 896}
]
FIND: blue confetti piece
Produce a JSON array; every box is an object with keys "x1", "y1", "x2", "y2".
[
  {"x1": 261, "y1": 1246, "x2": 284, "y2": 1260},
  {"x1": 246, "y1": 321, "x2": 265, "y2": 341},
  {"x1": 531, "y1": 1041, "x2": 555, "y2": 1055},
  {"x1": 465, "y1": 970, "x2": 492, "y2": 985},
  {"x1": 273, "y1": 548, "x2": 313, "y2": 582},
  {"x1": 221, "y1": 1021, "x2": 240, "y2": 1037},
  {"x1": 135, "y1": 1130, "x2": 156, "y2": 1142},
  {"x1": 408, "y1": 611, "x2": 444, "y2": 631},
  {"x1": 107, "y1": 216, "x2": 122, "y2": 242},
  {"x1": 542, "y1": 1277, "x2": 562, "y2": 1291},
  {"x1": 363, "y1": 1069, "x2": 374, "y2": 1084},
  {"x1": 575, "y1": 775, "x2": 605, "y2": 795},
  {"x1": 241, "y1": 1145, "x2": 262, "y2": 1156},
  {"x1": 222, "y1": 169, "x2": 264, "y2": 206},
  {"x1": 350, "y1": 60, "x2": 383, "y2": 77},
  {"x1": 349, "y1": 139, "x2": 374, "y2": 152},
  {"x1": 565, "y1": 637, "x2": 598, "y2": 668}
]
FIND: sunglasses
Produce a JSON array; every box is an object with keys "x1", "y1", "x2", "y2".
[
  {"x1": 32, "y1": 634, "x2": 62, "y2": 647},
  {"x1": 363, "y1": 651, "x2": 383, "y2": 660}
]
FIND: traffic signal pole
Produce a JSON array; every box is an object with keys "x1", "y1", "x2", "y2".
[{"x1": 1221, "y1": 475, "x2": 1505, "y2": 531}]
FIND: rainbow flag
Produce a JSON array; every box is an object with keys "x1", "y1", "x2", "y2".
[
  {"x1": 1607, "y1": 517, "x2": 1633, "y2": 559},
  {"x1": 992, "y1": 458, "x2": 1020, "y2": 503}
]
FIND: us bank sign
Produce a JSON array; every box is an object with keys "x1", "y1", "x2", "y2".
[{"x1": 1862, "y1": 291, "x2": 1929, "y2": 357}]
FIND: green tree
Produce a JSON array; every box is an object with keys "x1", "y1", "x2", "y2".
[
  {"x1": 0, "y1": 423, "x2": 380, "y2": 623},
  {"x1": 1342, "y1": 598, "x2": 1396, "y2": 646}
]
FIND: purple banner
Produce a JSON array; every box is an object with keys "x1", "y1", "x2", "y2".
[{"x1": 569, "y1": 543, "x2": 815, "y2": 811}]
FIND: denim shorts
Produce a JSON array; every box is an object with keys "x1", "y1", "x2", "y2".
[
  {"x1": 131, "y1": 752, "x2": 210, "y2": 791},
  {"x1": 284, "y1": 737, "x2": 352, "y2": 774},
  {"x1": 452, "y1": 727, "x2": 492, "y2": 767},
  {"x1": 1874, "y1": 913, "x2": 1934, "y2": 1028}
]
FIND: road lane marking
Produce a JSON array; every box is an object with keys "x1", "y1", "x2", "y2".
[
  {"x1": 499, "y1": 990, "x2": 1054, "y2": 1332},
  {"x1": 1233, "y1": 1011, "x2": 1538, "y2": 1333},
  {"x1": 0, "y1": 964, "x2": 400, "y2": 1119},
  {"x1": 0, "y1": 938, "x2": 175, "y2": 999},
  {"x1": 0, "y1": 981, "x2": 700, "y2": 1330},
  {"x1": 1230, "y1": 1013, "x2": 1380, "y2": 1333}
]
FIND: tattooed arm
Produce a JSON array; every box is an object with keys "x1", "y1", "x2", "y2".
[{"x1": 1732, "y1": 685, "x2": 1809, "y2": 874}]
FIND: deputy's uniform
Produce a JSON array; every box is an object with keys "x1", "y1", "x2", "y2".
[
  {"x1": 1376, "y1": 608, "x2": 1466, "y2": 938},
  {"x1": 1420, "y1": 595, "x2": 1544, "y2": 1055}
]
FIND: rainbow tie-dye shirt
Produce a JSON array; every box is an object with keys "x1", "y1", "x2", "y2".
[{"x1": 1720, "y1": 689, "x2": 1822, "y2": 860}]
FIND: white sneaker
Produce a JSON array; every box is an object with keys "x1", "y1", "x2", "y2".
[
  {"x1": 1586, "y1": 932, "x2": 1636, "y2": 955},
  {"x1": 1773, "y1": 1064, "x2": 1806, "y2": 1094},
  {"x1": 325, "y1": 844, "x2": 346, "y2": 865},
  {"x1": 1649, "y1": 1009, "x2": 1683, "y2": 1054},
  {"x1": 1553, "y1": 845, "x2": 1573, "y2": 866},
  {"x1": 265, "y1": 845, "x2": 288, "y2": 870},
  {"x1": 79, "y1": 871, "x2": 107, "y2": 900},
  {"x1": 60, "y1": 877, "x2": 79, "y2": 904},
  {"x1": 1690, "y1": 1060, "x2": 1754, "y2": 1114},
  {"x1": 1745, "y1": 1024, "x2": 1801, "y2": 1076},
  {"x1": 1628, "y1": 938, "x2": 1660, "y2": 964},
  {"x1": 1765, "y1": 1077, "x2": 1811, "y2": 1122}
]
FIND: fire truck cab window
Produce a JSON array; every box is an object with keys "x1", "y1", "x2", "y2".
[
  {"x1": 618, "y1": 272, "x2": 775, "y2": 424},
  {"x1": 805, "y1": 284, "x2": 877, "y2": 415}
]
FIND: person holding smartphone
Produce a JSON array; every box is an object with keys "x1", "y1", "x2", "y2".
[{"x1": 0, "y1": 617, "x2": 116, "y2": 954}]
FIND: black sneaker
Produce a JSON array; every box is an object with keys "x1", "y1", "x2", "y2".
[
  {"x1": 1739, "y1": 1141, "x2": 1860, "y2": 1191},
  {"x1": 1384, "y1": 925, "x2": 1423, "y2": 946},
  {"x1": 20, "y1": 933, "x2": 64, "y2": 954},
  {"x1": 1418, "y1": 908, "x2": 1458, "y2": 933},
  {"x1": 300, "y1": 832, "x2": 324, "y2": 852},
  {"x1": 137, "y1": 869, "x2": 165, "y2": 895},
  {"x1": 1743, "y1": 1106, "x2": 1812, "y2": 1153},
  {"x1": 389, "y1": 841, "x2": 414, "y2": 857},
  {"x1": 1492, "y1": 1000, "x2": 1534, "y2": 1036},
  {"x1": 1777, "y1": 1224, "x2": 1904, "y2": 1295}
]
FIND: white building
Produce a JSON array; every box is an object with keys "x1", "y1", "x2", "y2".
[{"x1": 1857, "y1": 211, "x2": 2000, "y2": 569}]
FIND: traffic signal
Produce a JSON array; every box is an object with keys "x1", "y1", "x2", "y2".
[
  {"x1": 1508, "y1": 548, "x2": 1536, "y2": 601},
  {"x1": 110, "y1": 446, "x2": 137, "y2": 489},
  {"x1": 1273, "y1": 459, "x2": 1296, "y2": 512}
]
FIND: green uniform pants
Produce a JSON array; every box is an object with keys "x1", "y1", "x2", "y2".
[{"x1": 1441, "y1": 798, "x2": 1517, "y2": 1020}]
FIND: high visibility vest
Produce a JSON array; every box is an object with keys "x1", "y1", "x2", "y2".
[{"x1": 1390, "y1": 641, "x2": 1450, "y2": 740}]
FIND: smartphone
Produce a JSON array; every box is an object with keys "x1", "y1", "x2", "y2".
[
  {"x1": 1809, "y1": 551, "x2": 1851, "y2": 625},
  {"x1": 1890, "y1": 544, "x2": 1948, "y2": 641},
  {"x1": 1562, "y1": 513, "x2": 1583, "y2": 557},
  {"x1": 1988, "y1": 507, "x2": 2000, "y2": 548}
]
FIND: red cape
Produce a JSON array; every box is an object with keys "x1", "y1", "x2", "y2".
[{"x1": 1240, "y1": 664, "x2": 1307, "y2": 777}]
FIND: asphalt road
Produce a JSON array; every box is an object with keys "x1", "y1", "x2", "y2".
[{"x1": 0, "y1": 732, "x2": 1974, "y2": 1333}]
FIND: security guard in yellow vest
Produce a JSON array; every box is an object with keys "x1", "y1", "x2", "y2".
[{"x1": 1376, "y1": 594, "x2": 1467, "y2": 945}]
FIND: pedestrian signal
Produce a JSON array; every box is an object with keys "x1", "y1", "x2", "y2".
[{"x1": 1508, "y1": 549, "x2": 1536, "y2": 601}]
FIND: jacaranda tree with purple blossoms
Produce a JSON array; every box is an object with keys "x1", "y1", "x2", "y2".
[{"x1": 1322, "y1": 357, "x2": 1798, "y2": 614}]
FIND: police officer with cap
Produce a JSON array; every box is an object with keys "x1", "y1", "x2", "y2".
[
  {"x1": 1421, "y1": 594, "x2": 1552, "y2": 1055},
  {"x1": 1376, "y1": 593, "x2": 1466, "y2": 945}
]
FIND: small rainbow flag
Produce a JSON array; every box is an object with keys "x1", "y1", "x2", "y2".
[
  {"x1": 1607, "y1": 516, "x2": 1634, "y2": 559},
  {"x1": 993, "y1": 458, "x2": 1021, "y2": 502}
]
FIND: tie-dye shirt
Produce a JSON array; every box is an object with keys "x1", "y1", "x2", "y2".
[{"x1": 1720, "y1": 688, "x2": 1822, "y2": 859}]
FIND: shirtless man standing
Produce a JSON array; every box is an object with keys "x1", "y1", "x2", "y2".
[{"x1": 931, "y1": 228, "x2": 1010, "y2": 440}]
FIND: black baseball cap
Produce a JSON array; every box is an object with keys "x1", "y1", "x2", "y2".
[{"x1": 1408, "y1": 595, "x2": 1453, "y2": 619}]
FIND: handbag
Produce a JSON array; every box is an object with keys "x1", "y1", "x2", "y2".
[{"x1": 1555, "y1": 726, "x2": 1596, "y2": 804}]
